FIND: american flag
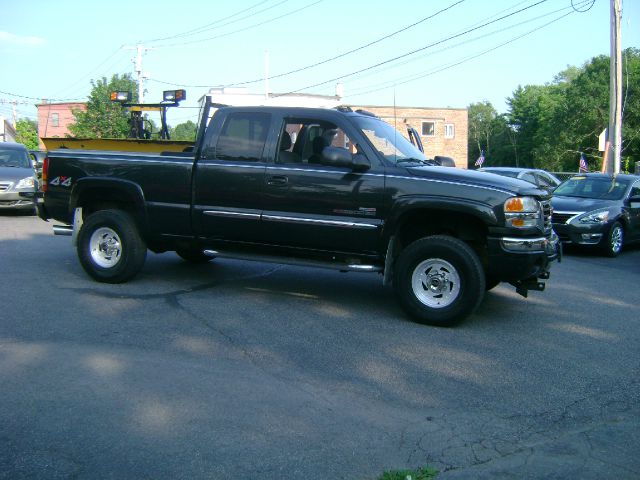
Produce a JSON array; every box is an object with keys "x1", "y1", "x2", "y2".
[
  {"x1": 475, "y1": 150, "x2": 485, "y2": 167},
  {"x1": 579, "y1": 153, "x2": 588, "y2": 173}
]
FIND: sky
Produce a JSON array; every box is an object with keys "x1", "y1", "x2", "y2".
[{"x1": 1, "y1": 0, "x2": 638, "y2": 129}]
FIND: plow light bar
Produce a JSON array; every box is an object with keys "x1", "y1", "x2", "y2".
[
  {"x1": 163, "y1": 89, "x2": 186, "y2": 102},
  {"x1": 110, "y1": 91, "x2": 132, "y2": 102}
]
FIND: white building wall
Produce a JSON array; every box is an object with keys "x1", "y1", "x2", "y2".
[{"x1": 0, "y1": 115, "x2": 17, "y2": 143}]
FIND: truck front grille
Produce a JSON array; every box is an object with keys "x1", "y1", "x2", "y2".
[{"x1": 541, "y1": 201, "x2": 552, "y2": 232}]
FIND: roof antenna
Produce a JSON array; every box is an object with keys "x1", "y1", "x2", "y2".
[{"x1": 393, "y1": 87, "x2": 397, "y2": 163}]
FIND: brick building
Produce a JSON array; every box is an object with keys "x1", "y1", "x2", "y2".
[
  {"x1": 351, "y1": 105, "x2": 468, "y2": 169},
  {"x1": 36, "y1": 101, "x2": 86, "y2": 149}
]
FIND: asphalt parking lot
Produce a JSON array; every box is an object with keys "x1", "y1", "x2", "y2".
[{"x1": 1, "y1": 213, "x2": 639, "y2": 479}]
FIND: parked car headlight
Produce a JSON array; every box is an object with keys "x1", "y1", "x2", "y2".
[
  {"x1": 504, "y1": 196, "x2": 541, "y2": 228},
  {"x1": 15, "y1": 176, "x2": 36, "y2": 189},
  {"x1": 572, "y1": 208, "x2": 610, "y2": 225}
]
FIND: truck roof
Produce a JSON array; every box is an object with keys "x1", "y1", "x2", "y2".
[{"x1": 214, "y1": 105, "x2": 380, "y2": 119}]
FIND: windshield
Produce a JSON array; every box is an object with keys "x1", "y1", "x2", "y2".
[
  {"x1": 0, "y1": 149, "x2": 31, "y2": 169},
  {"x1": 554, "y1": 176, "x2": 629, "y2": 200},
  {"x1": 351, "y1": 116, "x2": 427, "y2": 164}
]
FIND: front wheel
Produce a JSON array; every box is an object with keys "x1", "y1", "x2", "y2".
[
  {"x1": 77, "y1": 209, "x2": 147, "y2": 283},
  {"x1": 601, "y1": 221, "x2": 624, "y2": 257},
  {"x1": 393, "y1": 236, "x2": 485, "y2": 327}
]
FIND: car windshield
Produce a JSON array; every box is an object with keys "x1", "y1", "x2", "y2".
[
  {"x1": 554, "y1": 176, "x2": 629, "y2": 200},
  {"x1": 351, "y1": 116, "x2": 428, "y2": 164},
  {"x1": 0, "y1": 149, "x2": 31, "y2": 169}
]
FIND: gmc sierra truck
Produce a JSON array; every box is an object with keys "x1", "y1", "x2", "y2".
[{"x1": 37, "y1": 102, "x2": 561, "y2": 326}]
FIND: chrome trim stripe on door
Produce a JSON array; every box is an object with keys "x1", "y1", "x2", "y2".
[
  {"x1": 203, "y1": 209, "x2": 380, "y2": 228},
  {"x1": 203, "y1": 210, "x2": 261, "y2": 220},
  {"x1": 262, "y1": 214, "x2": 379, "y2": 229}
]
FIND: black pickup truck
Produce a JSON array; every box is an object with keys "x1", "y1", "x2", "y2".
[{"x1": 37, "y1": 102, "x2": 560, "y2": 326}]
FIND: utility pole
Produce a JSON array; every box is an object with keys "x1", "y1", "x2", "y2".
[
  {"x1": 125, "y1": 44, "x2": 153, "y2": 104},
  {"x1": 607, "y1": 0, "x2": 622, "y2": 174},
  {"x1": 0, "y1": 99, "x2": 31, "y2": 127}
]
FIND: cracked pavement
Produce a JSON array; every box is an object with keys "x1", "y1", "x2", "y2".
[{"x1": 1, "y1": 215, "x2": 639, "y2": 479}]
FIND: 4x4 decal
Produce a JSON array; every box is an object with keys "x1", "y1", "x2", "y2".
[{"x1": 50, "y1": 176, "x2": 72, "y2": 187}]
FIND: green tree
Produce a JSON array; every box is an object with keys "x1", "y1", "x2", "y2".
[
  {"x1": 15, "y1": 118, "x2": 39, "y2": 150},
  {"x1": 468, "y1": 101, "x2": 497, "y2": 161},
  {"x1": 507, "y1": 84, "x2": 552, "y2": 168},
  {"x1": 68, "y1": 74, "x2": 138, "y2": 138},
  {"x1": 618, "y1": 48, "x2": 640, "y2": 171},
  {"x1": 170, "y1": 120, "x2": 197, "y2": 141},
  {"x1": 555, "y1": 56, "x2": 610, "y2": 171},
  {"x1": 467, "y1": 102, "x2": 511, "y2": 168},
  {"x1": 504, "y1": 49, "x2": 640, "y2": 173}
]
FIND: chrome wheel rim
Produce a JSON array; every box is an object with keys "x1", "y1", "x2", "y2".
[
  {"x1": 610, "y1": 225, "x2": 623, "y2": 253},
  {"x1": 411, "y1": 258, "x2": 460, "y2": 308},
  {"x1": 89, "y1": 227, "x2": 122, "y2": 268}
]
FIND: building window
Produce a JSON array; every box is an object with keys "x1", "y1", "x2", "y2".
[
  {"x1": 421, "y1": 121, "x2": 435, "y2": 137},
  {"x1": 444, "y1": 123, "x2": 455, "y2": 139},
  {"x1": 51, "y1": 113, "x2": 59, "y2": 127}
]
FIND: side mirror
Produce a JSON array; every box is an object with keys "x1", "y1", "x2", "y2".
[
  {"x1": 321, "y1": 147, "x2": 370, "y2": 172},
  {"x1": 433, "y1": 155, "x2": 456, "y2": 167},
  {"x1": 629, "y1": 195, "x2": 640, "y2": 209},
  {"x1": 352, "y1": 153, "x2": 370, "y2": 172}
]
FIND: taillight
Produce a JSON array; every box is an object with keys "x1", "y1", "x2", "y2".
[{"x1": 42, "y1": 156, "x2": 49, "y2": 192}]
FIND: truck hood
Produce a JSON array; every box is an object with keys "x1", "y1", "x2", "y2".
[
  {"x1": 0, "y1": 166, "x2": 35, "y2": 183},
  {"x1": 551, "y1": 196, "x2": 618, "y2": 213},
  {"x1": 405, "y1": 165, "x2": 546, "y2": 197}
]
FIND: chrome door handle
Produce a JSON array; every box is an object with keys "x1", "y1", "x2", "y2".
[{"x1": 267, "y1": 175, "x2": 288, "y2": 186}]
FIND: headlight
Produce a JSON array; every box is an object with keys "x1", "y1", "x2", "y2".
[
  {"x1": 15, "y1": 176, "x2": 35, "y2": 189},
  {"x1": 572, "y1": 208, "x2": 610, "y2": 225},
  {"x1": 504, "y1": 196, "x2": 541, "y2": 228}
]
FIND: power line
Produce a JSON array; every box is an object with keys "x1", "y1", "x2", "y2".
[
  {"x1": 144, "y1": 0, "x2": 282, "y2": 43},
  {"x1": 151, "y1": 0, "x2": 596, "y2": 94},
  {"x1": 51, "y1": 47, "x2": 129, "y2": 99},
  {"x1": 571, "y1": 0, "x2": 596, "y2": 12},
  {"x1": 0, "y1": 89, "x2": 83, "y2": 103},
  {"x1": 272, "y1": 0, "x2": 552, "y2": 97},
  {"x1": 149, "y1": 0, "x2": 465, "y2": 88},
  {"x1": 153, "y1": 0, "x2": 321, "y2": 49},
  {"x1": 348, "y1": 11, "x2": 574, "y2": 98},
  {"x1": 347, "y1": 0, "x2": 590, "y2": 95},
  {"x1": 0, "y1": 99, "x2": 32, "y2": 106},
  {"x1": 223, "y1": 0, "x2": 467, "y2": 88}
]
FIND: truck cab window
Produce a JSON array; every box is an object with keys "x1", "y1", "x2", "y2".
[
  {"x1": 277, "y1": 119, "x2": 352, "y2": 165},
  {"x1": 215, "y1": 112, "x2": 270, "y2": 162}
]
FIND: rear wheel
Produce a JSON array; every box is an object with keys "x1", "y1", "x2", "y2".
[
  {"x1": 601, "y1": 221, "x2": 624, "y2": 257},
  {"x1": 77, "y1": 209, "x2": 147, "y2": 283},
  {"x1": 394, "y1": 235, "x2": 485, "y2": 327}
]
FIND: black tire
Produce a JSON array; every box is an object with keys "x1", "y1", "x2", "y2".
[
  {"x1": 77, "y1": 209, "x2": 147, "y2": 283},
  {"x1": 393, "y1": 235, "x2": 485, "y2": 327},
  {"x1": 601, "y1": 221, "x2": 624, "y2": 257},
  {"x1": 176, "y1": 248, "x2": 213, "y2": 263}
]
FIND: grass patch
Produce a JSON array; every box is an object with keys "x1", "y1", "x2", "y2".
[{"x1": 378, "y1": 466, "x2": 438, "y2": 480}]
